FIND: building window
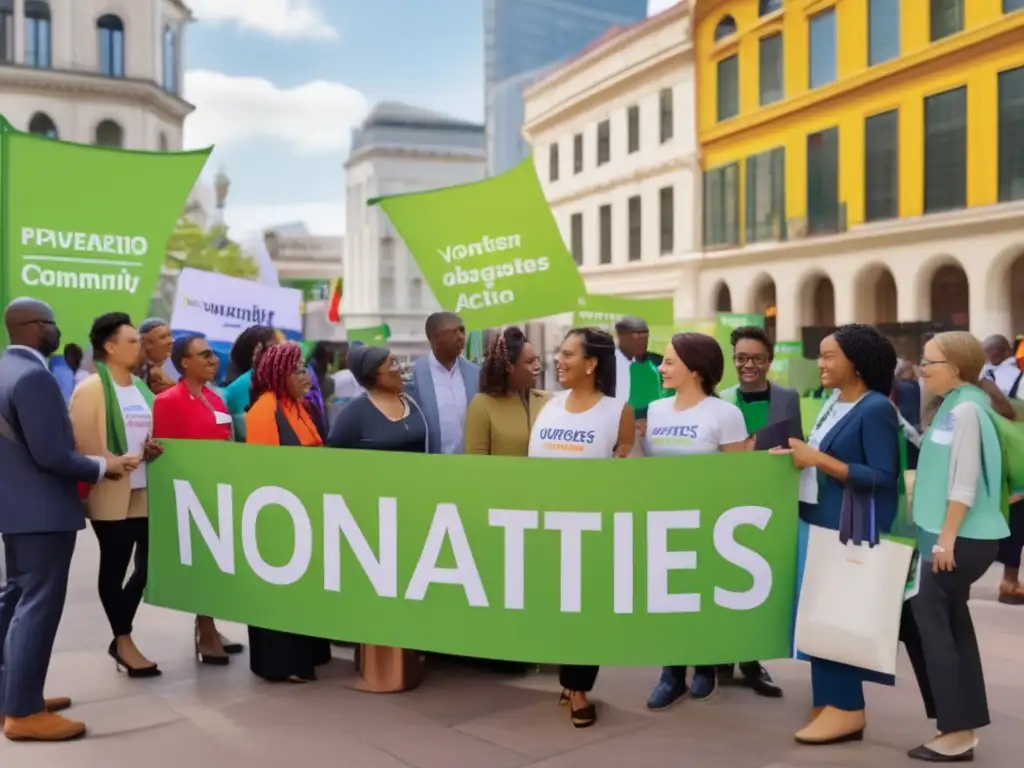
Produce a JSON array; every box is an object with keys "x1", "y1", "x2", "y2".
[
  {"x1": 379, "y1": 237, "x2": 395, "y2": 311},
  {"x1": 806, "y1": 127, "x2": 840, "y2": 234},
  {"x1": 159, "y1": 132, "x2": 169, "y2": 151},
  {"x1": 599, "y1": 204, "x2": 612, "y2": 264},
  {"x1": 409, "y1": 277, "x2": 423, "y2": 310},
  {"x1": 1007, "y1": 0, "x2": 1024, "y2": 11},
  {"x1": 163, "y1": 25, "x2": 179, "y2": 93},
  {"x1": 864, "y1": 110, "x2": 899, "y2": 221},
  {"x1": 659, "y1": 186, "x2": 674, "y2": 254},
  {"x1": 924, "y1": 86, "x2": 966, "y2": 213},
  {"x1": 549, "y1": 143, "x2": 559, "y2": 182},
  {"x1": 704, "y1": 163, "x2": 740, "y2": 247},
  {"x1": 597, "y1": 120, "x2": 610, "y2": 165},
  {"x1": 94, "y1": 119, "x2": 124, "y2": 148},
  {"x1": 627, "y1": 105, "x2": 640, "y2": 154},
  {"x1": 759, "y1": 33, "x2": 783, "y2": 105},
  {"x1": 573, "y1": 133, "x2": 583, "y2": 174},
  {"x1": 717, "y1": 55, "x2": 739, "y2": 122},
  {"x1": 714, "y1": 14, "x2": 737, "y2": 41},
  {"x1": 745, "y1": 147, "x2": 785, "y2": 243},
  {"x1": 659, "y1": 88, "x2": 673, "y2": 143},
  {"x1": 25, "y1": 0, "x2": 51, "y2": 69},
  {"x1": 97, "y1": 14, "x2": 125, "y2": 77},
  {"x1": 1, "y1": 4, "x2": 13, "y2": 64},
  {"x1": 628, "y1": 196, "x2": 641, "y2": 261},
  {"x1": 868, "y1": 0, "x2": 900, "y2": 65},
  {"x1": 930, "y1": 0, "x2": 963, "y2": 41},
  {"x1": 570, "y1": 213, "x2": 583, "y2": 265},
  {"x1": 760, "y1": 0, "x2": 783, "y2": 14},
  {"x1": 998, "y1": 67, "x2": 1024, "y2": 202},
  {"x1": 809, "y1": 8, "x2": 837, "y2": 89},
  {"x1": 27, "y1": 111, "x2": 57, "y2": 139}
]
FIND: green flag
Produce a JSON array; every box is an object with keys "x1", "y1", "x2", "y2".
[
  {"x1": 347, "y1": 324, "x2": 391, "y2": 345},
  {"x1": 573, "y1": 295, "x2": 674, "y2": 329},
  {"x1": 372, "y1": 158, "x2": 586, "y2": 330},
  {"x1": 0, "y1": 117, "x2": 209, "y2": 348},
  {"x1": 146, "y1": 441, "x2": 800, "y2": 666}
]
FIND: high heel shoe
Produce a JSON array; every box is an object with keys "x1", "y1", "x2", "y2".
[
  {"x1": 194, "y1": 620, "x2": 230, "y2": 666},
  {"x1": 108, "y1": 640, "x2": 161, "y2": 679}
]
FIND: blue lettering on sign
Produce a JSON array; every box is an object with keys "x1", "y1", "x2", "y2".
[
  {"x1": 649, "y1": 425, "x2": 699, "y2": 439},
  {"x1": 539, "y1": 428, "x2": 596, "y2": 444}
]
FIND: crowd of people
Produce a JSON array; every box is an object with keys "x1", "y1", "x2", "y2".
[{"x1": 0, "y1": 296, "x2": 1020, "y2": 764}]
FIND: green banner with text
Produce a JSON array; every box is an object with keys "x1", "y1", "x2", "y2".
[
  {"x1": 371, "y1": 158, "x2": 586, "y2": 331},
  {"x1": 0, "y1": 117, "x2": 208, "y2": 348},
  {"x1": 147, "y1": 441, "x2": 800, "y2": 665}
]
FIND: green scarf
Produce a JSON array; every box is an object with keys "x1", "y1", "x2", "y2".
[{"x1": 95, "y1": 362, "x2": 156, "y2": 455}]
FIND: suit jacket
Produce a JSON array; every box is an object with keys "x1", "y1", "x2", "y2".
[
  {"x1": 801, "y1": 390, "x2": 900, "y2": 534},
  {"x1": 0, "y1": 348, "x2": 99, "y2": 534},
  {"x1": 406, "y1": 355, "x2": 480, "y2": 454},
  {"x1": 720, "y1": 382, "x2": 803, "y2": 449},
  {"x1": 69, "y1": 374, "x2": 147, "y2": 521}
]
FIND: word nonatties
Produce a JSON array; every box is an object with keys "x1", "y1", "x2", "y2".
[
  {"x1": 174, "y1": 482, "x2": 774, "y2": 615},
  {"x1": 21, "y1": 227, "x2": 148, "y2": 256}
]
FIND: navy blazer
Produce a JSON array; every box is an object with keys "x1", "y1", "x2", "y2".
[
  {"x1": 800, "y1": 390, "x2": 900, "y2": 534},
  {"x1": 406, "y1": 355, "x2": 480, "y2": 454},
  {"x1": 0, "y1": 348, "x2": 100, "y2": 535}
]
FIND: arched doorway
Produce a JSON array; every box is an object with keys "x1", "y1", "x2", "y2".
[
  {"x1": 930, "y1": 262, "x2": 969, "y2": 329},
  {"x1": 27, "y1": 111, "x2": 58, "y2": 138},
  {"x1": 714, "y1": 282, "x2": 732, "y2": 313},
  {"x1": 799, "y1": 273, "x2": 835, "y2": 328},
  {"x1": 855, "y1": 264, "x2": 898, "y2": 324},
  {"x1": 1011, "y1": 253, "x2": 1024, "y2": 337},
  {"x1": 94, "y1": 119, "x2": 123, "y2": 147},
  {"x1": 751, "y1": 275, "x2": 777, "y2": 341}
]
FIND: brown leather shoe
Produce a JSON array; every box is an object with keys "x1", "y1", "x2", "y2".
[
  {"x1": 4, "y1": 712, "x2": 86, "y2": 741},
  {"x1": 44, "y1": 697, "x2": 71, "y2": 713},
  {"x1": 998, "y1": 581, "x2": 1024, "y2": 605}
]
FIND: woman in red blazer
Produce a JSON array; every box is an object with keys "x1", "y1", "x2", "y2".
[{"x1": 151, "y1": 334, "x2": 241, "y2": 666}]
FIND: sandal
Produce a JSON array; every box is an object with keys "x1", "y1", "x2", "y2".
[
  {"x1": 558, "y1": 689, "x2": 569, "y2": 707},
  {"x1": 570, "y1": 702, "x2": 597, "y2": 728}
]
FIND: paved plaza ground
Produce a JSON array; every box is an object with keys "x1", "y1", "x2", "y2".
[{"x1": 1, "y1": 534, "x2": 1022, "y2": 768}]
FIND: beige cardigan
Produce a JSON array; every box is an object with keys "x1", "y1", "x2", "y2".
[{"x1": 69, "y1": 374, "x2": 147, "y2": 521}]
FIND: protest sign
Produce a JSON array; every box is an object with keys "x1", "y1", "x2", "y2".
[
  {"x1": 347, "y1": 324, "x2": 391, "y2": 345},
  {"x1": 147, "y1": 442, "x2": 800, "y2": 666},
  {"x1": 573, "y1": 295, "x2": 674, "y2": 329},
  {"x1": 372, "y1": 159, "x2": 586, "y2": 330},
  {"x1": 0, "y1": 118, "x2": 208, "y2": 347}
]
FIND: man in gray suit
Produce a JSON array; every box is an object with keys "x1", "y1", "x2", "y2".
[
  {"x1": 0, "y1": 299, "x2": 134, "y2": 742},
  {"x1": 717, "y1": 325, "x2": 803, "y2": 699},
  {"x1": 407, "y1": 312, "x2": 480, "y2": 455}
]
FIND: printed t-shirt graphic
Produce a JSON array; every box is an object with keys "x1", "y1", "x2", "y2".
[
  {"x1": 528, "y1": 392, "x2": 625, "y2": 459},
  {"x1": 643, "y1": 396, "x2": 748, "y2": 456}
]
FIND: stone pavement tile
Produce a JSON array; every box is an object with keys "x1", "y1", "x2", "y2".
[{"x1": 456, "y1": 697, "x2": 654, "y2": 761}]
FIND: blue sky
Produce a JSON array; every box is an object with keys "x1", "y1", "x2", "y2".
[{"x1": 183, "y1": 0, "x2": 678, "y2": 238}]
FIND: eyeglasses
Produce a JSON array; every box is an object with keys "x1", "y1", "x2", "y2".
[
  {"x1": 734, "y1": 354, "x2": 769, "y2": 367},
  {"x1": 189, "y1": 349, "x2": 216, "y2": 360},
  {"x1": 920, "y1": 358, "x2": 948, "y2": 368}
]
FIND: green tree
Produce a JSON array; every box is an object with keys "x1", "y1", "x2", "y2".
[{"x1": 165, "y1": 219, "x2": 259, "y2": 279}]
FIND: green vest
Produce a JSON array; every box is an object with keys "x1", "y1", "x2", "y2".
[{"x1": 912, "y1": 384, "x2": 1010, "y2": 552}]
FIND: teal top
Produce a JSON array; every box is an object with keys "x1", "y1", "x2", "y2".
[
  {"x1": 223, "y1": 371, "x2": 252, "y2": 415},
  {"x1": 912, "y1": 384, "x2": 1010, "y2": 554}
]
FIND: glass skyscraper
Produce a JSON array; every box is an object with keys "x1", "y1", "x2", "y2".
[{"x1": 484, "y1": 0, "x2": 650, "y2": 175}]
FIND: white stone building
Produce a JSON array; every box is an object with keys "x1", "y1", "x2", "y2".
[
  {"x1": 342, "y1": 102, "x2": 486, "y2": 359},
  {"x1": 0, "y1": 0, "x2": 192, "y2": 150},
  {"x1": 264, "y1": 223, "x2": 345, "y2": 341},
  {"x1": 521, "y1": 2, "x2": 699, "y2": 315}
]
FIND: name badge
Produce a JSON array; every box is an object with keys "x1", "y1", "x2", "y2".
[
  {"x1": 930, "y1": 428, "x2": 953, "y2": 446},
  {"x1": 214, "y1": 411, "x2": 233, "y2": 425}
]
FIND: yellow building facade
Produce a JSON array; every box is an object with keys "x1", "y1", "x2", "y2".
[{"x1": 691, "y1": 0, "x2": 1024, "y2": 344}]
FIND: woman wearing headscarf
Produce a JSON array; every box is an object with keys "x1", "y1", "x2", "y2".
[
  {"x1": 528, "y1": 327, "x2": 634, "y2": 728},
  {"x1": 906, "y1": 332, "x2": 1010, "y2": 762},
  {"x1": 245, "y1": 342, "x2": 332, "y2": 682},
  {"x1": 465, "y1": 327, "x2": 547, "y2": 457},
  {"x1": 69, "y1": 313, "x2": 157, "y2": 677},
  {"x1": 152, "y1": 333, "x2": 243, "y2": 665},
  {"x1": 327, "y1": 344, "x2": 429, "y2": 692},
  {"x1": 137, "y1": 318, "x2": 176, "y2": 395}
]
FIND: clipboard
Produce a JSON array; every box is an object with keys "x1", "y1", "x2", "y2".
[{"x1": 753, "y1": 415, "x2": 798, "y2": 450}]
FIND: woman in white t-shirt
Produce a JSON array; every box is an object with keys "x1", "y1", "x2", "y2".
[
  {"x1": 528, "y1": 327, "x2": 634, "y2": 728},
  {"x1": 642, "y1": 332, "x2": 751, "y2": 711}
]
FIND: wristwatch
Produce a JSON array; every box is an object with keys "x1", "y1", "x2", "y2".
[{"x1": 931, "y1": 544, "x2": 946, "y2": 554}]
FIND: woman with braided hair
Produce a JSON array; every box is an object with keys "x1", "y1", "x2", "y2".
[
  {"x1": 465, "y1": 326, "x2": 547, "y2": 457},
  {"x1": 244, "y1": 342, "x2": 332, "y2": 682}
]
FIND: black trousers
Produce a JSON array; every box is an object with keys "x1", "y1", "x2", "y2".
[
  {"x1": 92, "y1": 518, "x2": 149, "y2": 638},
  {"x1": 559, "y1": 665, "x2": 598, "y2": 692},
  {"x1": 911, "y1": 538, "x2": 998, "y2": 733},
  {"x1": 996, "y1": 499, "x2": 1024, "y2": 569}
]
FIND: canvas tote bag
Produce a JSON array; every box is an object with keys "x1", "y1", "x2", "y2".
[{"x1": 794, "y1": 488, "x2": 913, "y2": 675}]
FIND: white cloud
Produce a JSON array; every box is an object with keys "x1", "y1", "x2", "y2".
[
  {"x1": 183, "y1": 70, "x2": 370, "y2": 153},
  {"x1": 225, "y1": 200, "x2": 346, "y2": 238},
  {"x1": 187, "y1": 0, "x2": 338, "y2": 39},
  {"x1": 648, "y1": 0, "x2": 681, "y2": 14}
]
